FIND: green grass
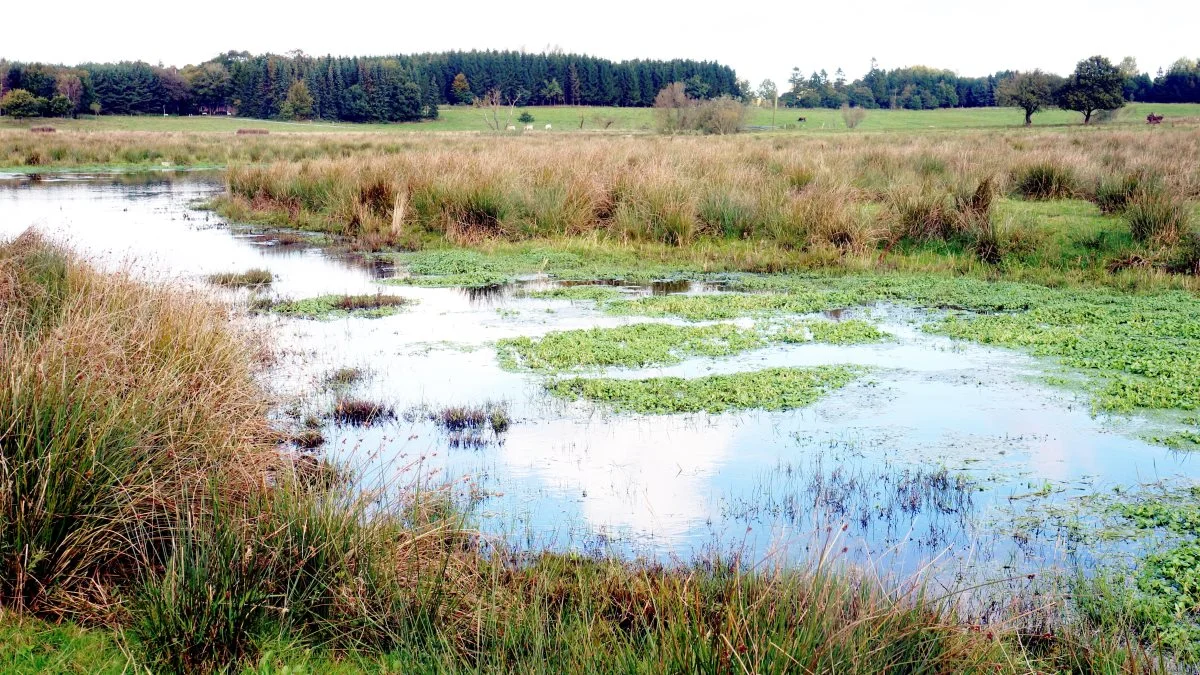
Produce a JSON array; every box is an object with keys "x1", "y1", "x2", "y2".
[
  {"x1": 253, "y1": 293, "x2": 412, "y2": 319},
  {"x1": 5, "y1": 103, "x2": 1200, "y2": 136},
  {"x1": 0, "y1": 614, "x2": 133, "y2": 674},
  {"x1": 547, "y1": 365, "x2": 865, "y2": 414}
]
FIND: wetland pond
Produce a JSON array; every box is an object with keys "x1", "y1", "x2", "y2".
[{"x1": 3, "y1": 173, "x2": 1196, "y2": 586}]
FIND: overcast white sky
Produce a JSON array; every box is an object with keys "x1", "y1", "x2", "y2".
[{"x1": 3, "y1": 0, "x2": 1196, "y2": 85}]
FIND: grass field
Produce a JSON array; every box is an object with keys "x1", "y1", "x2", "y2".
[{"x1": 2, "y1": 102, "x2": 1199, "y2": 135}]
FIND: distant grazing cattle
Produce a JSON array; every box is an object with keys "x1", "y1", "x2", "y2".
[
  {"x1": 523, "y1": 124, "x2": 534, "y2": 131},
  {"x1": 506, "y1": 125, "x2": 516, "y2": 131},
  {"x1": 1147, "y1": 113, "x2": 1164, "y2": 125},
  {"x1": 545, "y1": 123, "x2": 552, "y2": 130},
  {"x1": 797, "y1": 116, "x2": 807, "y2": 123}
]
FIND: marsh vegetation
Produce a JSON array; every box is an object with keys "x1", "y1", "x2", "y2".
[{"x1": 4, "y1": 114, "x2": 1200, "y2": 672}]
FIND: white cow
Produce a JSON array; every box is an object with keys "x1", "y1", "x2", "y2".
[
  {"x1": 544, "y1": 123, "x2": 552, "y2": 130},
  {"x1": 506, "y1": 125, "x2": 516, "y2": 131},
  {"x1": 523, "y1": 124, "x2": 533, "y2": 131}
]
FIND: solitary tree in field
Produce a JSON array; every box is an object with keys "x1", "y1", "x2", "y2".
[
  {"x1": 653, "y1": 82, "x2": 696, "y2": 133},
  {"x1": 995, "y1": 70, "x2": 1059, "y2": 125},
  {"x1": 1056, "y1": 56, "x2": 1124, "y2": 124},
  {"x1": 476, "y1": 88, "x2": 525, "y2": 131}
]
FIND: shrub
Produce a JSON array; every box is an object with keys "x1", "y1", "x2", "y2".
[
  {"x1": 1013, "y1": 162, "x2": 1076, "y2": 199},
  {"x1": 0, "y1": 89, "x2": 45, "y2": 118},
  {"x1": 841, "y1": 104, "x2": 867, "y2": 129}
]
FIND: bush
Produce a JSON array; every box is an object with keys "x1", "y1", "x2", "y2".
[
  {"x1": 517, "y1": 111, "x2": 534, "y2": 124},
  {"x1": 841, "y1": 104, "x2": 867, "y2": 129},
  {"x1": 0, "y1": 89, "x2": 45, "y2": 119},
  {"x1": 1013, "y1": 162, "x2": 1076, "y2": 199},
  {"x1": 1126, "y1": 190, "x2": 1191, "y2": 244}
]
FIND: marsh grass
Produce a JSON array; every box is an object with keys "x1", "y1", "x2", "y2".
[
  {"x1": 332, "y1": 398, "x2": 396, "y2": 426},
  {"x1": 216, "y1": 129, "x2": 1200, "y2": 286},
  {"x1": 206, "y1": 267, "x2": 273, "y2": 288},
  {"x1": 254, "y1": 293, "x2": 412, "y2": 319}
]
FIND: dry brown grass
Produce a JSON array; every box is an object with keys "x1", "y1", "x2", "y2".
[{"x1": 217, "y1": 128, "x2": 1200, "y2": 257}]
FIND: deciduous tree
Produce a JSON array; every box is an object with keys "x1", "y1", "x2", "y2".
[
  {"x1": 1056, "y1": 56, "x2": 1125, "y2": 124},
  {"x1": 995, "y1": 70, "x2": 1059, "y2": 125}
]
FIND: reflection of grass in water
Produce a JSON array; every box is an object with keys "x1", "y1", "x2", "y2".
[
  {"x1": 548, "y1": 365, "x2": 864, "y2": 414},
  {"x1": 499, "y1": 319, "x2": 888, "y2": 372},
  {"x1": 253, "y1": 293, "x2": 412, "y2": 319},
  {"x1": 723, "y1": 456, "x2": 975, "y2": 554}
]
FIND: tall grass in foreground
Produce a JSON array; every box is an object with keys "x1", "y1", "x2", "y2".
[{"x1": 0, "y1": 233, "x2": 1167, "y2": 673}]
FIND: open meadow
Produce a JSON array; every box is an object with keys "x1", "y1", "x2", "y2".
[{"x1": 3, "y1": 107, "x2": 1200, "y2": 673}]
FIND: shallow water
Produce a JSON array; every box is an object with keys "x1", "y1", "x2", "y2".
[{"x1": 3, "y1": 175, "x2": 1194, "y2": 579}]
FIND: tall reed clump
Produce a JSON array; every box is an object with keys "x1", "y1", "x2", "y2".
[
  {"x1": 0, "y1": 231, "x2": 272, "y2": 617},
  {"x1": 1012, "y1": 162, "x2": 1076, "y2": 200},
  {"x1": 1126, "y1": 189, "x2": 1192, "y2": 245}
]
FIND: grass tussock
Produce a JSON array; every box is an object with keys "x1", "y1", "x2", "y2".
[
  {"x1": 332, "y1": 397, "x2": 395, "y2": 426},
  {"x1": 254, "y1": 293, "x2": 412, "y2": 319},
  {"x1": 0, "y1": 233, "x2": 1175, "y2": 672},
  {"x1": 1012, "y1": 162, "x2": 1077, "y2": 200},
  {"x1": 205, "y1": 267, "x2": 273, "y2": 288}
]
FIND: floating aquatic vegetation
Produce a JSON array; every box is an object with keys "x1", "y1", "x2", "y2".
[
  {"x1": 547, "y1": 366, "x2": 865, "y2": 414},
  {"x1": 254, "y1": 293, "x2": 412, "y2": 319}
]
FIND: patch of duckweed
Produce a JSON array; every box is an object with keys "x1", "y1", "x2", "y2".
[
  {"x1": 607, "y1": 293, "x2": 838, "y2": 321},
  {"x1": 497, "y1": 323, "x2": 767, "y2": 372},
  {"x1": 521, "y1": 285, "x2": 624, "y2": 302},
  {"x1": 253, "y1": 293, "x2": 412, "y2": 319},
  {"x1": 498, "y1": 319, "x2": 890, "y2": 372},
  {"x1": 773, "y1": 319, "x2": 891, "y2": 345},
  {"x1": 606, "y1": 273, "x2": 1200, "y2": 413},
  {"x1": 1149, "y1": 430, "x2": 1200, "y2": 450},
  {"x1": 930, "y1": 293, "x2": 1200, "y2": 412},
  {"x1": 546, "y1": 365, "x2": 864, "y2": 414}
]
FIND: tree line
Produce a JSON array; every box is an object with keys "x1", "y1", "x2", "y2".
[
  {"x1": 758, "y1": 56, "x2": 1200, "y2": 112},
  {"x1": 0, "y1": 50, "x2": 740, "y2": 121}
]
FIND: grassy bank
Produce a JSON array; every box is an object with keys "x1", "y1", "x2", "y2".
[{"x1": 0, "y1": 235, "x2": 1167, "y2": 673}]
